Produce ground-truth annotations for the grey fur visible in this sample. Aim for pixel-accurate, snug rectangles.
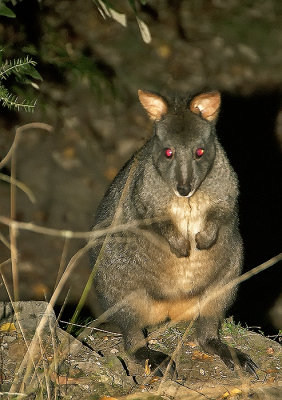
[90,91,257,376]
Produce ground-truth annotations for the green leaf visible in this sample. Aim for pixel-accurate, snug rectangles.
[0,4,16,18]
[136,16,151,44]
[94,0,127,26]
[19,63,42,81]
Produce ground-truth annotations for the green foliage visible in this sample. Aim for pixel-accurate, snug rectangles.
[0,0,152,107]
[221,317,246,337]
[0,1,15,18]
[0,0,19,18]
[0,55,41,81]
[0,53,42,112]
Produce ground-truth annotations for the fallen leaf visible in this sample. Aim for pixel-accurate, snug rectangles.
[186,341,197,348]
[192,350,213,361]
[266,347,274,355]
[266,376,275,384]
[99,397,119,400]
[219,388,242,399]
[0,322,16,332]
[266,368,278,374]
[149,376,160,384]
[50,372,89,385]
[144,358,151,376]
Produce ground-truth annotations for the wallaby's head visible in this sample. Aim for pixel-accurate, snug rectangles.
[138,90,221,197]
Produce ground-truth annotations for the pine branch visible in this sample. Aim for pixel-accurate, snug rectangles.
[0,83,9,99]
[0,87,37,112]
[0,56,37,80]
[0,53,41,112]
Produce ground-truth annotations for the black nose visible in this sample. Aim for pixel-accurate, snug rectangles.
[177,183,191,197]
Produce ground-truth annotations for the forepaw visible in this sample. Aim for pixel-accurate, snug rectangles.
[195,230,217,250]
[169,237,190,258]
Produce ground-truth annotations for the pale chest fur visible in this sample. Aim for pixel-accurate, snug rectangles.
[169,190,213,242]
[164,191,217,295]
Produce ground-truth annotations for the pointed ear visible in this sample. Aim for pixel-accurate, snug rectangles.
[190,91,221,122]
[138,90,168,121]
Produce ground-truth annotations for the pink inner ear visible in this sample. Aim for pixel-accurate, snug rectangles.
[138,90,168,121]
[190,91,221,122]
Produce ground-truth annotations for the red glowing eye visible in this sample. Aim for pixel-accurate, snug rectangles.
[196,148,204,158]
[164,148,174,159]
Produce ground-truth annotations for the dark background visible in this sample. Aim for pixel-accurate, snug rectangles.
[217,92,282,333]
[0,0,281,335]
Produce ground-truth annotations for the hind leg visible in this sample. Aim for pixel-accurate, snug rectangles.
[196,315,257,376]
[115,310,176,377]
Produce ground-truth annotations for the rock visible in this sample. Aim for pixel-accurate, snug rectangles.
[0,301,57,339]
[0,301,134,399]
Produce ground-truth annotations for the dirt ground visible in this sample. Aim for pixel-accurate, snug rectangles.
[0,0,281,332]
[0,302,281,399]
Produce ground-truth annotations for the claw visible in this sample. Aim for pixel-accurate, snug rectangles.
[244,359,259,379]
[236,350,258,378]
[213,342,258,377]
